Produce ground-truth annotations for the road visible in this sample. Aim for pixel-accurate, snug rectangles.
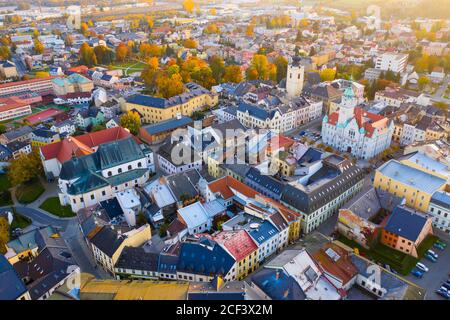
[431,75,450,105]
[12,54,27,77]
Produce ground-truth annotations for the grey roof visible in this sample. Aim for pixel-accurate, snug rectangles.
[0,255,28,300]
[89,226,125,258]
[165,169,202,201]
[1,126,32,141]
[343,186,403,221]
[245,167,285,196]
[141,116,193,135]
[281,160,364,215]
[115,246,159,272]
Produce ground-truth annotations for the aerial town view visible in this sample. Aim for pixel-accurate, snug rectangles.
[0,0,449,307]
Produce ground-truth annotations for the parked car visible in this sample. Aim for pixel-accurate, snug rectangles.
[415,262,429,272]
[436,288,450,299]
[425,252,437,262]
[411,268,424,278]
[436,239,447,248]
[434,242,445,250]
[442,282,450,291]
[299,131,306,136]
[427,249,439,259]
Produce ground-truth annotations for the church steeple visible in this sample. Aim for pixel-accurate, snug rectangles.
[338,86,357,125]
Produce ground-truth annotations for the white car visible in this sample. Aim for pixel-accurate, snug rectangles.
[416,262,429,272]
[427,249,439,259]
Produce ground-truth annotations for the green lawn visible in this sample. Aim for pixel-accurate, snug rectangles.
[337,234,438,276]
[10,212,32,231]
[0,175,11,192]
[16,180,45,204]
[39,197,76,218]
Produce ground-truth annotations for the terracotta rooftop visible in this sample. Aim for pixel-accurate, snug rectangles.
[208,176,258,200]
[212,230,258,262]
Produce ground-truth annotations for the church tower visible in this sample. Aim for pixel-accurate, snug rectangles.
[338,86,357,124]
[286,57,305,98]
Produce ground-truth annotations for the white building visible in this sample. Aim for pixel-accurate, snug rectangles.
[286,57,305,98]
[429,191,450,234]
[374,53,409,73]
[321,86,394,160]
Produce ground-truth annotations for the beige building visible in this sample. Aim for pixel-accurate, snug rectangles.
[124,82,218,124]
[52,73,94,96]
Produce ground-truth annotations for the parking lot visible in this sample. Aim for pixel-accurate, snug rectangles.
[403,230,450,300]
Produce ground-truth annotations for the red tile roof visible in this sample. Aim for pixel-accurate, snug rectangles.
[0,77,54,89]
[25,108,63,125]
[40,126,135,163]
[212,230,258,262]
[208,176,258,200]
[0,96,30,112]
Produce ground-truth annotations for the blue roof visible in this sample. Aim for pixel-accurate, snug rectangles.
[249,220,279,245]
[157,253,178,274]
[141,116,193,135]
[126,94,167,109]
[430,191,450,210]
[0,255,28,300]
[299,148,323,164]
[177,239,235,277]
[237,102,271,121]
[245,167,284,196]
[251,268,305,300]
[384,206,428,241]
[100,198,124,220]
[378,160,446,194]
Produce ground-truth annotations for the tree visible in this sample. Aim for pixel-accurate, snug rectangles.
[0,124,6,134]
[245,24,255,37]
[223,65,243,83]
[182,0,195,13]
[115,43,129,62]
[248,54,270,80]
[181,56,215,89]
[80,22,89,37]
[209,8,217,15]
[0,46,11,60]
[319,68,336,82]
[79,42,97,67]
[418,76,430,90]
[141,57,159,89]
[7,150,44,186]
[156,72,185,98]
[274,56,288,83]
[183,39,198,49]
[34,39,45,54]
[204,23,220,34]
[120,111,141,135]
[35,71,50,78]
[94,45,114,65]
[140,43,163,58]
[137,212,148,227]
[0,216,9,254]
[209,55,225,84]
[65,34,74,47]
[33,29,40,39]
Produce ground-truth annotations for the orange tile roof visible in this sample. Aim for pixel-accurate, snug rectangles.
[313,243,358,286]
[0,76,54,89]
[208,176,258,200]
[0,96,30,112]
[40,126,135,163]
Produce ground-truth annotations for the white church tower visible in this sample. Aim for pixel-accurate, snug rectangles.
[286,57,305,98]
[338,86,357,124]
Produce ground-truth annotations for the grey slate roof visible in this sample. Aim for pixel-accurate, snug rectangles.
[0,255,28,300]
[115,246,159,272]
[384,206,429,241]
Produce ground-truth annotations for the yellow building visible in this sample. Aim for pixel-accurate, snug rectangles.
[124,82,218,124]
[373,159,447,212]
[426,126,447,141]
[79,273,189,300]
[89,224,152,275]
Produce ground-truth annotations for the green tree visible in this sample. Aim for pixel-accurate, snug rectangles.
[274,56,288,83]
[79,42,97,67]
[209,55,225,84]
[0,216,9,254]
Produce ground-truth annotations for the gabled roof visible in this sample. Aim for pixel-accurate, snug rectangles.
[208,175,258,200]
[251,268,306,300]
[211,230,258,262]
[40,126,134,163]
[0,255,28,300]
[89,226,125,258]
[384,206,429,241]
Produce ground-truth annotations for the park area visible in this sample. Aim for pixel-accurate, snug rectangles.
[15,179,45,204]
[109,61,146,76]
[39,197,76,218]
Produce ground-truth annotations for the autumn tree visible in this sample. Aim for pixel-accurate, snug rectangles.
[204,23,220,34]
[79,42,97,67]
[274,56,288,83]
[7,150,44,186]
[140,43,163,58]
[418,76,430,90]
[181,56,215,89]
[94,45,114,65]
[0,216,9,254]
[116,43,129,62]
[183,0,195,13]
[0,46,11,60]
[65,34,74,46]
[80,22,89,37]
[120,111,141,135]
[246,24,255,37]
[209,55,225,84]
[141,57,159,89]
[183,39,198,49]
[223,65,243,83]
[156,72,185,98]
[319,68,336,82]
[247,54,270,80]
[34,39,45,54]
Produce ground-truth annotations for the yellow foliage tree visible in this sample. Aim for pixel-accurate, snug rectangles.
[183,0,195,13]
[120,111,141,135]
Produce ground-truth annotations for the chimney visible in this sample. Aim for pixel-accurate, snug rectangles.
[275,269,281,280]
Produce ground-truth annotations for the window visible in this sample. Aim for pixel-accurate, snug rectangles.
[118,168,122,174]
[128,165,132,170]
[91,194,95,200]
